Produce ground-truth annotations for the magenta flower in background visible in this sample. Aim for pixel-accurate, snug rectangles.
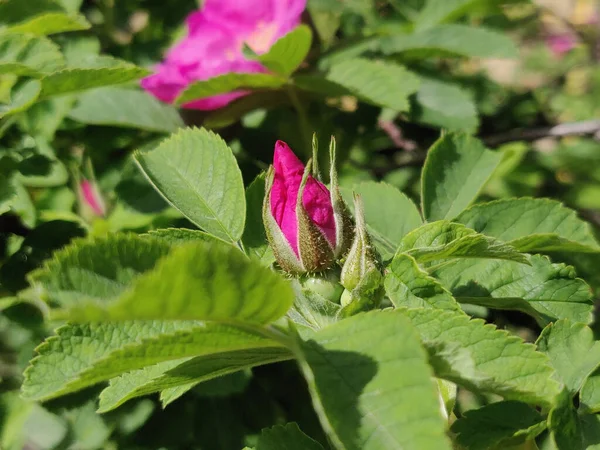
[546,33,577,56]
[78,179,106,218]
[141,0,306,110]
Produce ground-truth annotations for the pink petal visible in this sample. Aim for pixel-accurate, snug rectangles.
[80,180,105,217]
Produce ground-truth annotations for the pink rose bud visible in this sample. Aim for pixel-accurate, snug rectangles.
[263,139,353,274]
[141,0,306,110]
[79,179,106,218]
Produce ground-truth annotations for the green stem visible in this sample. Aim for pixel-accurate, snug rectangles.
[287,86,312,158]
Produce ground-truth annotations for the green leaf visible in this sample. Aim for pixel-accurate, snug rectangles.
[380,25,518,59]
[134,127,246,243]
[0,0,64,23]
[57,240,294,324]
[326,58,420,112]
[432,255,594,326]
[68,87,184,133]
[242,173,274,265]
[287,280,341,330]
[98,346,291,413]
[400,308,561,407]
[411,77,479,132]
[581,371,600,413]
[455,198,600,253]
[29,233,172,307]
[450,401,546,450]
[0,174,17,215]
[384,253,461,311]
[341,181,422,258]
[549,389,584,450]
[295,310,452,450]
[0,79,41,118]
[537,319,600,394]
[421,133,502,221]
[258,25,312,76]
[0,33,64,76]
[414,0,484,30]
[397,221,528,264]
[255,423,324,450]
[21,320,196,401]
[203,91,290,129]
[176,73,286,105]
[5,12,90,35]
[144,228,228,246]
[40,60,149,98]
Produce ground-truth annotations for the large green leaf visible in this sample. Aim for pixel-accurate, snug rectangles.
[22,321,286,402]
[40,59,149,98]
[97,346,291,413]
[450,401,546,450]
[5,12,90,35]
[242,174,274,265]
[0,33,64,76]
[68,87,184,133]
[397,221,528,264]
[411,77,479,132]
[296,310,452,450]
[134,128,246,243]
[258,25,312,76]
[380,25,517,59]
[414,0,484,30]
[29,233,172,307]
[255,423,325,450]
[537,319,600,394]
[384,253,461,311]
[421,133,502,221]
[341,181,422,258]
[176,73,286,105]
[21,320,196,401]
[326,58,420,112]
[432,255,594,326]
[57,240,294,324]
[581,371,600,413]
[400,308,561,407]
[548,389,585,450]
[455,198,600,253]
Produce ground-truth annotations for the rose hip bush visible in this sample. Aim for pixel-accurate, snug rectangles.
[2,0,600,449]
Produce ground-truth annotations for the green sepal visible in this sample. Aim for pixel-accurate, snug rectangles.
[329,136,354,259]
[296,159,336,273]
[262,166,305,273]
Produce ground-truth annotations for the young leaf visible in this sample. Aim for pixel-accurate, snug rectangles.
[6,12,90,35]
[380,25,518,59]
[57,240,294,324]
[134,128,246,243]
[537,319,600,394]
[414,0,484,31]
[176,73,286,105]
[384,253,461,311]
[98,347,292,413]
[0,33,65,76]
[432,255,593,326]
[29,233,172,306]
[455,198,600,253]
[255,423,325,450]
[400,308,561,407]
[326,58,420,112]
[341,181,422,258]
[581,371,600,413]
[421,133,502,221]
[258,25,312,76]
[450,401,546,450]
[548,389,585,450]
[68,87,184,133]
[397,221,528,264]
[295,310,452,450]
[0,79,41,118]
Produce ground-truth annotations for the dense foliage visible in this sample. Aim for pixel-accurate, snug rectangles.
[2,0,600,449]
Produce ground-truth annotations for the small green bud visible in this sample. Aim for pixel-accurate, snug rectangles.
[301,272,344,304]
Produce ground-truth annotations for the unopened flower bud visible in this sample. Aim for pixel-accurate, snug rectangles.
[262,140,353,274]
[78,179,106,219]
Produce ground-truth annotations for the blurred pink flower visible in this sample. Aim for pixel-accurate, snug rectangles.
[141,0,306,110]
[270,140,336,256]
[79,180,106,217]
[546,33,577,56]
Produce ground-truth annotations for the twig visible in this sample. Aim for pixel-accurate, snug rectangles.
[483,119,600,147]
